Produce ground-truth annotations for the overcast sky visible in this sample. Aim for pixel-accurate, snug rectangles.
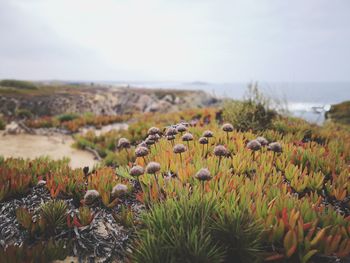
[0,0,349,82]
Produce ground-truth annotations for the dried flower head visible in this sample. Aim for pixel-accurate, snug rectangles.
[176,124,187,133]
[198,137,208,144]
[247,140,262,151]
[117,138,130,149]
[202,130,214,138]
[146,162,161,174]
[130,165,144,177]
[256,136,269,146]
[268,142,283,153]
[111,184,128,197]
[213,145,228,157]
[84,190,100,205]
[138,141,148,148]
[166,127,178,136]
[135,146,149,157]
[145,138,155,146]
[37,180,47,187]
[148,127,160,135]
[222,123,234,132]
[195,168,212,181]
[167,135,176,141]
[173,144,187,154]
[148,134,160,142]
[182,132,194,142]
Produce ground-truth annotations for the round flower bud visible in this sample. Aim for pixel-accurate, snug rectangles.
[148,134,160,142]
[84,190,100,205]
[173,144,187,154]
[195,168,212,181]
[213,145,228,157]
[202,130,214,138]
[145,138,155,146]
[166,127,178,136]
[148,127,160,135]
[176,124,187,133]
[198,137,208,145]
[117,138,130,149]
[111,184,128,197]
[256,136,269,146]
[138,141,148,148]
[222,123,234,132]
[146,162,161,174]
[268,142,283,153]
[130,165,144,177]
[247,140,262,151]
[182,132,194,142]
[135,146,149,157]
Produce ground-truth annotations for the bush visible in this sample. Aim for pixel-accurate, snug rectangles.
[0,117,5,130]
[56,113,79,123]
[130,193,262,263]
[223,84,276,132]
[16,109,33,119]
[0,79,38,90]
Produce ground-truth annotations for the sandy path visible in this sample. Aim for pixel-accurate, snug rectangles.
[0,132,98,169]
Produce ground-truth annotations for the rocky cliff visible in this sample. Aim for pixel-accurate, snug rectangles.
[0,83,220,117]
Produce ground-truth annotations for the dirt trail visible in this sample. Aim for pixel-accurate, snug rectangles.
[0,132,98,169]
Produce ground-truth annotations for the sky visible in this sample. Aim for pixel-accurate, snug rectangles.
[0,0,349,82]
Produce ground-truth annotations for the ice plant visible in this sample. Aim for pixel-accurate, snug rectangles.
[173,143,187,163]
[222,123,234,143]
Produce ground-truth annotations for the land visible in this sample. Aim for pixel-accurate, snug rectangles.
[0,80,220,118]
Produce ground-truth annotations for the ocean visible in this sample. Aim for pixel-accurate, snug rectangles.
[106,81,350,124]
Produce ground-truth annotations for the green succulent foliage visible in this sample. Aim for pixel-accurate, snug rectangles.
[0,239,70,263]
[130,192,262,263]
[40,200,68,234]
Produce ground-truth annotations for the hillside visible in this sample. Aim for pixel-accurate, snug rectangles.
[0,80,219,117]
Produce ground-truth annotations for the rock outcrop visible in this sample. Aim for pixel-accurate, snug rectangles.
[0,85,220,117]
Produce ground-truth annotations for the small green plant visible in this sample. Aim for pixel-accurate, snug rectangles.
[40,200,68,235]
[56,113,79,122]
[0,117,5,130]
[112,205,135,228]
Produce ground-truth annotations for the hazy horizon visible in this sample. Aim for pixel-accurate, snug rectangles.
[1,0,350,82]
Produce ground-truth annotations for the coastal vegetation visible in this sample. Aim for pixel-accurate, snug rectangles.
[0,87,349,262]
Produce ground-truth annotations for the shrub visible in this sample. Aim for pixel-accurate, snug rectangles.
[0,117,5,130]
[0,79,38,90]
[16,109,33,119]
[223,84,276,132]
[56,113,79,123]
